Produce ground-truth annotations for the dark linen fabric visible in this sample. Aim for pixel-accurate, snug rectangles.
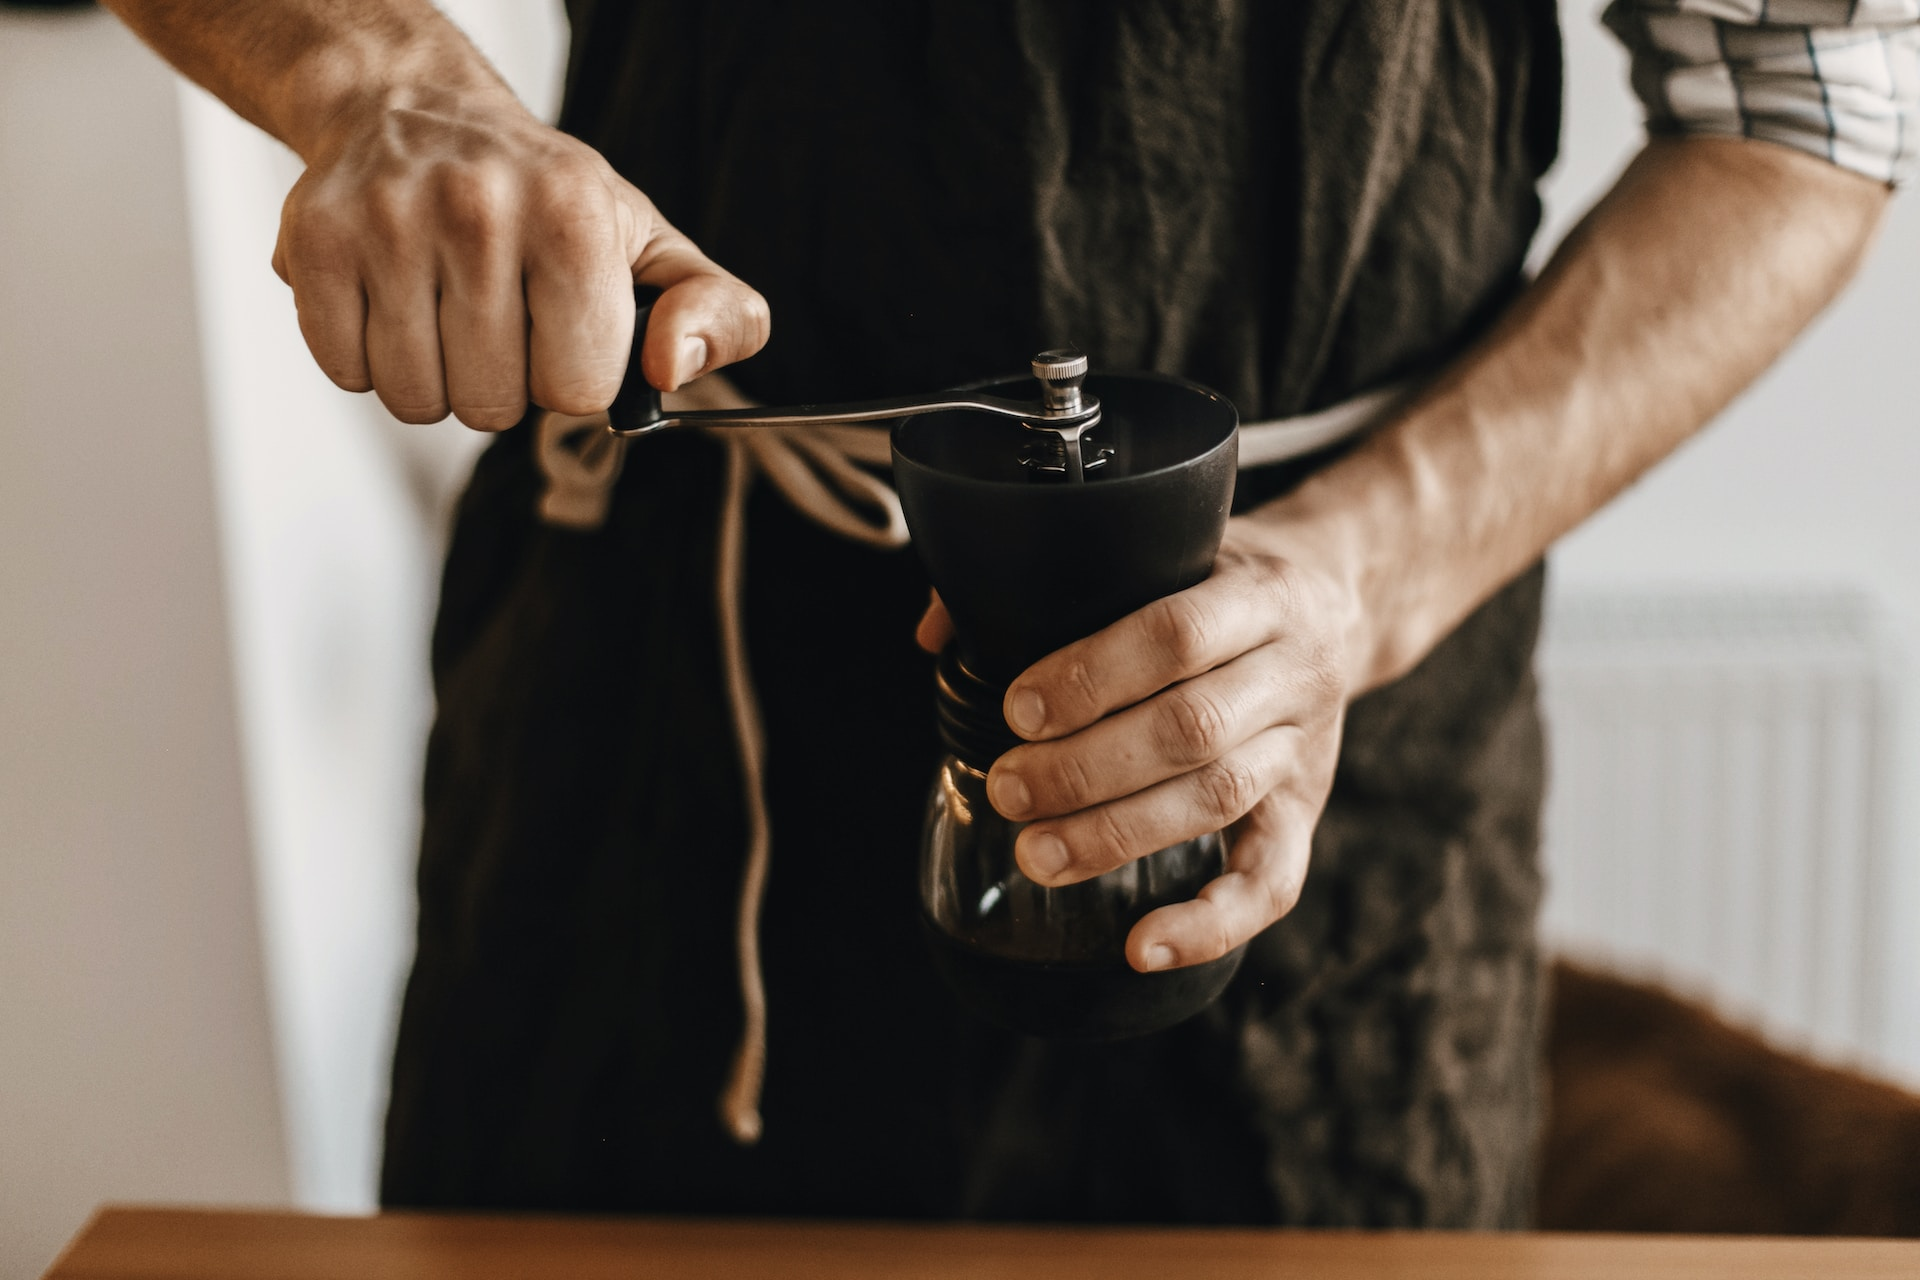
[382,0,1563,1226]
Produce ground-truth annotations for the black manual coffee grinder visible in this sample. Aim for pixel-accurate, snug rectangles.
[610,295,1244,1038]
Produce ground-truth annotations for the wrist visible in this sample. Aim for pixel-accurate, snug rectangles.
[1234,498,1381,696]
[272,21,518,162]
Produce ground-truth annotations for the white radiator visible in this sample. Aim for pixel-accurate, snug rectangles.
[1537,587,1896,1069]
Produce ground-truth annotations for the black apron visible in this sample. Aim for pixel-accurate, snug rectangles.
[382,0,1563,1226]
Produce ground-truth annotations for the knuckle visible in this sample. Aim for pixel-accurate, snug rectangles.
[1257,563,1299,617]
[530,364,620,417]
[1289,633,1348,707]
[1185,896,1238,963]
[1060,657,1102,719]
[1196,756,1262,822]
[380,393,449,425]
[320,361,373,394]
[453,400,527,432]
[1049,751,1098,812]
[1161,685,1232,762]
[284,209,359,274]
[735,287,772,351]
[1263,867,1305,921]
[527,163,613,258]
[432,164,511,246]
[1207,915,1237,960]
[294,312,369,389]
[362,184,415,243]
[528,157,600,212]
[1088,805,1135,867]
[1301,649,1346,707]
[745,286,771,330]
[1151,594,1215,670]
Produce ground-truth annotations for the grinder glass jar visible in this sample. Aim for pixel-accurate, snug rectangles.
[892,366,1245,1039]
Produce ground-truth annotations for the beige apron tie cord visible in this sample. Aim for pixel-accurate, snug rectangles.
[712,434,771,1145]
[661,371,1410,1146]
[678,377,909,1146]
[739,426,909,548]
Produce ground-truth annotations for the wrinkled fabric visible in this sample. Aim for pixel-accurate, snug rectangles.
[383,0,1562,1226]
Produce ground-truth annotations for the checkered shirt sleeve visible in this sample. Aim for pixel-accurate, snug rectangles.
[1603,1,1920,184]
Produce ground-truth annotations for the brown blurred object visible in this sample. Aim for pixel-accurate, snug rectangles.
[1541,959,1920,1235]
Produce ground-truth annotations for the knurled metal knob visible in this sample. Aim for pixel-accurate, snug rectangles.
[1031,347,1088,412]
[1031,348,1088,381]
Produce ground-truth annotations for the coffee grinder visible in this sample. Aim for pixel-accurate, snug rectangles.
[610,295,1244,1037]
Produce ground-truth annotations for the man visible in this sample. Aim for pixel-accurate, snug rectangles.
[106,0,1913,1225]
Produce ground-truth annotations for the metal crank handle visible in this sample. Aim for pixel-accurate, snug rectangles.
[605,285,1099,438]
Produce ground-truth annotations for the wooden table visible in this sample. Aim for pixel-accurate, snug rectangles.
[43,1206,1920,1279]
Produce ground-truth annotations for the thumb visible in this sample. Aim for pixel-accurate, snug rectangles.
[622,198,770,392]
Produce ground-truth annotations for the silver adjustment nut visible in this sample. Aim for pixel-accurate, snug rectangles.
[1031,347,1088,412]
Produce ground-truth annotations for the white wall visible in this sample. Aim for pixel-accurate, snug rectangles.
[1540,7,1920,1082]
[177,97,444,1213]
[0,2,565,1271]
[0,12,290,1279]
[173,0,565,1213]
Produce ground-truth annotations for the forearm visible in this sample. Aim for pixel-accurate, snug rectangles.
[1255,136,1891,693]
[101,0,516,160]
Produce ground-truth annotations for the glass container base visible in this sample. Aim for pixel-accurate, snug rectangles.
[920,912,1245,1040]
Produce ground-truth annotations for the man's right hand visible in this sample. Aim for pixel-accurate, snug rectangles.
[274,85,769,430]
[104,0,768,432]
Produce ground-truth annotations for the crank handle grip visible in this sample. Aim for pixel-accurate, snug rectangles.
[607,283,665,436]
[603,284,1104,439]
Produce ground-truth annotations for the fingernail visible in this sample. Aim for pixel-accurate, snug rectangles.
[989,770,1031,818]
[1023,832,1069,880]
[1141,943,1177,972]
[675,336,709,386]
[1007,688,1046,736]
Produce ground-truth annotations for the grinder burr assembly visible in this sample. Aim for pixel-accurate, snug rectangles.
[608,289,1244,1038]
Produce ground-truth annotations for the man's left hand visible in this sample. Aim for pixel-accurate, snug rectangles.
[919,517,1362,973]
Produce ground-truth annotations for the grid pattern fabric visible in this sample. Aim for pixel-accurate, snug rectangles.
[1605,0,1920,183]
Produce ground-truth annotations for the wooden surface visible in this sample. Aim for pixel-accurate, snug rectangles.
[44,1206,1920,1280]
